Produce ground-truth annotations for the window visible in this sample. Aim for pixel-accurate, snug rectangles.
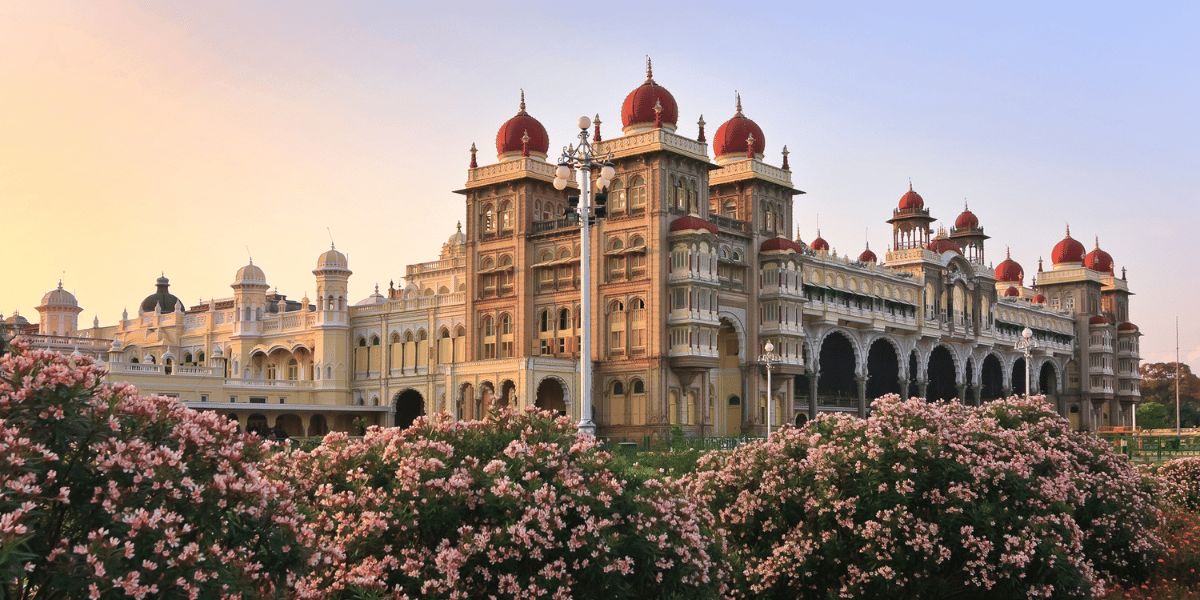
[483,204,496,233]
[250,397,267,404]
[200,394,209,402]
[628,176,647,210]
[723,200,738,219]
[230,396,237,403]
[609,239,625,280]
[559,308,570,331]
[610,301,626,353]
[630,298,646,348]
[371,335,380,346]
[540,310,551,333]
[287,359,298,381]
[610,179,625,211]
[499,201,513,231]
[632,379,645,394]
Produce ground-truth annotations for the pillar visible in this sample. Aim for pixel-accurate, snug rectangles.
[956,383,968,403]
[917,380,929,400]
[808,373,819,419]
[855,376,868,418]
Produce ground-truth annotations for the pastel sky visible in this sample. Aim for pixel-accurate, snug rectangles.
[2,1,1197,368]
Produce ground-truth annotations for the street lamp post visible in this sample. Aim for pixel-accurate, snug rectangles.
[1016,327,1038,401]
[760,340,778,437]
[553,116,615,437]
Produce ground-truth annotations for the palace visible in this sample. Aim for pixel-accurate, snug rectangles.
[5,61,1142,438]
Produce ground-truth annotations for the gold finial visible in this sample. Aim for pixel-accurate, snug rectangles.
[646,55,653,81]
[781,145,789,157]
[697,114,705,127]
[519,89,526,112]
[653,99,662,114]
[909,178,913,191]
[746,132,755,145]
[470,142,477,153]
[1065,224,1071,237]
[456,221,462,232]
[1094,235,1100,248]
[593,113,601,126]
[735,92,743,116]
[521,130,530,144]
[964,199,969,211]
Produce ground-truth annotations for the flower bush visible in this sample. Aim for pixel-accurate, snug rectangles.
[0,341,311,599]
[685,395,1164,599]
[1150,457,1200,511]
[278,409,728,599]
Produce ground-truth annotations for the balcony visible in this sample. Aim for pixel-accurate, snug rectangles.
[224,379,314,390]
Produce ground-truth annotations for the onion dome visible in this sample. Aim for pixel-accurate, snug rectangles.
[1004,286,1020,297]
[3,313,30,326]
[317,243,349,271]
[713,93,766,160]
[1083,237,1113,273]
[1089,315,1111,325]
[809,230,830,252]
[234,260,267,286]
[760,235,803,254]
[994,248,1024,283]
[1051,225,1086,265]
[858,243,877,263]
[41,281,78,307]
[621,57,678,133]
[1032,293,1047,304]
[926,238,961,254]
[495,90,550,160]
[954,202,979,230]
[669,214,718,235]
[140,275,182,313]
[1117,322,1139,332]
[899,183,924,210]
[356,284,386,306]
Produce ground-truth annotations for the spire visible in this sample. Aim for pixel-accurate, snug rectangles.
[645,55,654,83]
[1094,235,1100,249]
[1006,246,1011,260]
[1065,223,1071,237]
[745,132,755,160]
[518,89,526,114]
[781,145,790,171]
[1121,266,1126,281]
[469,142,478,169]
[697,115,706,143]
[1038,257,1044,272]
[964,199,969,211]
[909,179,913,192]
[735,91,743,117]
[457,221,462,232]
[592,114,602,142]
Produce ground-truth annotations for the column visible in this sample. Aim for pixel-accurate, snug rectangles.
[808,373,819,419]
[956,383,968,403]
[855,376,868,418]
[917,380,929,400]
[898,377,910,399]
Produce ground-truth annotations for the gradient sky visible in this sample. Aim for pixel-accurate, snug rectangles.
[2,1,1196,368]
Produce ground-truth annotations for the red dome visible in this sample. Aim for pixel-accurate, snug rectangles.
[1084,237,1113,273]
[1117,322,1139,332]
[1032,293,1047,304]
[713,94,765,158]
[954,205,979,230]
[1051,226,1086,265]
[809,231,829,252]
[1004,286,1020,297]
[621,59,678,129]
[994,249,1024,283]
[495,91,549,158]
[927,238,961,254]
[760,236,803,254]
[1089,315,1111,325]
[899,184,924,209]
[669,214,717,235]
[858,244,877,263]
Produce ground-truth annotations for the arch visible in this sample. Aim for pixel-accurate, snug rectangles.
[247,413,269,437]
[630,378,646,395]
[866,338,901,400]
[794,413,809,427]
[926,345,957,401]
[394,389,425,430]
[980,354,1004,400]
[1012,356,1029,396]
[535,377,567,415]
[1038,361,1058,396]
[307,414,329,437]
[908,350,920,397]
[817,331,857,401]
[275,414,303,438]
[497,380,516,411]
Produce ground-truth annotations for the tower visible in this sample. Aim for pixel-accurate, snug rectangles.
[887,184,936,251]
[35,281,82,336]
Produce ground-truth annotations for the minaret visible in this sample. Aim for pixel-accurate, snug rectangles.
[314,243,352,327]
[35,280,82,336]
[231,259,269,337]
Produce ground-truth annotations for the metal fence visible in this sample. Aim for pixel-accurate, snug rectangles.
[1095,433,1200,461]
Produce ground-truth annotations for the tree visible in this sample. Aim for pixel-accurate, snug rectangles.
[1139,362,1199,406]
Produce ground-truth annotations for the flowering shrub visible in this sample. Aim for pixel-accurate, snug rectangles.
[1103,509,1200,599]
[279,409,728,599]
[0,341,311,598]
[686,395,1163,599]
[1150,457,1200,511]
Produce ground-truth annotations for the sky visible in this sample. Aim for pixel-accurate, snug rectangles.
[1,1,1197,368]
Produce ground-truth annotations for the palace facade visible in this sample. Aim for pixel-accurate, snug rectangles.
[6,61,1142,437]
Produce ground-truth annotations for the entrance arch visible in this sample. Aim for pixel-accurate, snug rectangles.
[308,414,328,437]
[1039,362,1058,396]
[794,412,808,427]
[927,346,957,401]
[817,332,857,405]
[394,389,425,430]
[866,338,901,400]
[980,354,1003,401]
[535,378,567,415]
[1012,357,1028,396]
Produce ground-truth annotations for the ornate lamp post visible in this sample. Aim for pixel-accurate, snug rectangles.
[760,340,778,437]
[553,116,615,437]
[1016,327,1038,401]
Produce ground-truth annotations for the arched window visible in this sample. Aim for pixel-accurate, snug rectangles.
[628,176,647,210]
[482,204,496,233]
[358,337,367,347]
[609,300,626,354]
[723,199,737,219]
[610,179,625,211]
[612,381,625,396]
[539,309,551,333]
[371,335,380,346]
[559,308,570,331]
[499,201,513,231]
[198,351,205,363]
[609,238,625,280]
[481,315,496,359]
[630,298,647,348]
[631,379,645,394]
[184,353,193,364]
[673,176,685,209]
[287,358,299,381]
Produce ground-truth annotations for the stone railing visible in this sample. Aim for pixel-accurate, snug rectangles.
[709,159,793,188]
[224,379,314,390]
[596,129,710,163]
[465,157,564,188]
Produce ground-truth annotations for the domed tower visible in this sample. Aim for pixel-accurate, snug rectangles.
[140,275,182,315]
[948,202,989,264]
[1050,225,1086,269]
[35,281,83,336]
[495,90,550,162]
[887,183,937,252]
[231,260,269,336]
[621,56,678,135]
[1084,237,1114,274]
[313,244,352,326]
